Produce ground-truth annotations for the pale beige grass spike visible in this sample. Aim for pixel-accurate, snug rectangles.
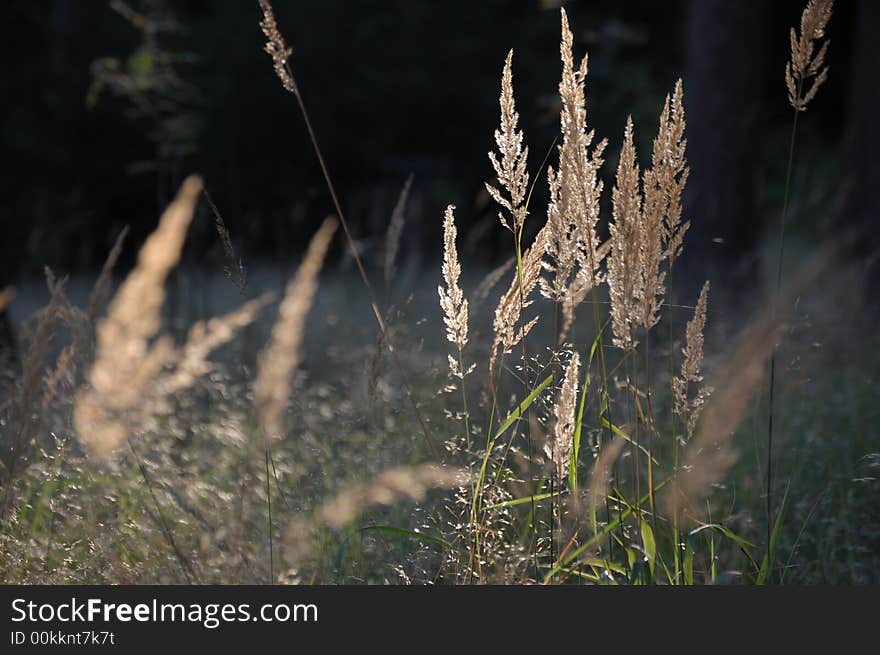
[786,0,834,112]
[255,217,337,445]
[75,176,203,456]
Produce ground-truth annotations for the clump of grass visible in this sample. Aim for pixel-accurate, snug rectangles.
[433,3,842,585]
[74,177,269,457]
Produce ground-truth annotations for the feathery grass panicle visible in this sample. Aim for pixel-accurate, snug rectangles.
[544,8,608,319]
[640,81,688,330]
[317,464,469,530]
[384,174,413,290]
[258,0,296,94]
[786,0,834,112]
[547,352,580,482]
[471,257,514,307]
[656,80,690,268]
[670,251,832,520]
[438,205,471,379]
[285,464,468,562]
[490,226,549,375]
[486,50,530,234]
[672,281,712,439]
[540,164,572,302]
[163,294,273,395]
[74,176,203,456]
[557,8,607,251]
[255,217,337,444]
[42,346,72,410]
[11,271,65,445]
[608,117,643,351]
[204,188,248,295]
[672,315,783,521]
[45,273,91,384]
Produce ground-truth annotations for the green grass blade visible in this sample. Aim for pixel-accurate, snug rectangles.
[757,483,790,585]
[493,373,554,441]
[570,331,600,492]
[683,535,695,585]
[485,491,559,511]
[683,523,759,584]
[598,415,660,466]
[640,518,656,581]
[544,478,671,583]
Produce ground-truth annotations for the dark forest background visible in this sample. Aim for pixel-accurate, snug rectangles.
[1,0,877,291]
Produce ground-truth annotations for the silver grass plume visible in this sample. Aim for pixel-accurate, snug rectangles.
[607,117,643,351]
[258,0,296,94]
[285,464,469,562]
[786,0,833,112]
[486,50,530,234]
[546,351,580,482]
[384,174,413,289]
[672,281,712,439]
[640,80,688,330]
[489,226,549,376]
[438,205,471,379]
[74,177,202,455]
[541,9,608,336]
[657,80,689,269]
[255,217,337,444]
[75,177,270,456]
[667,249,833,521]
[471,257,514,308]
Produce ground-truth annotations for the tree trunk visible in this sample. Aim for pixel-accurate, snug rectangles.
[682,0,771,289]
[840,0,880,288]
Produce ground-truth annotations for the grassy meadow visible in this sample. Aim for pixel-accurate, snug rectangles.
[1,0,877,585]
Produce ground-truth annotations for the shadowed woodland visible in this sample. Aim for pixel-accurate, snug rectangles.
[0,0,877,584]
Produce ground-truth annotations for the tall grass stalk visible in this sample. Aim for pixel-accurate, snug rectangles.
[767,96,800,571]
[769,0,833,575]
[258,0,437,458]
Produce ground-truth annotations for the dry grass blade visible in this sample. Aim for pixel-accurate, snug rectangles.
[255,217,337,444]
[284,464,469,563]
[471,257,514,307]
[164,293,274,395]
[668,251,833,521]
